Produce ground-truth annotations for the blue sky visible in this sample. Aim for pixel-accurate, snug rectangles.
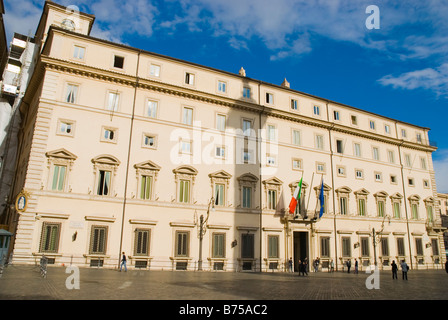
[3,0,448,192]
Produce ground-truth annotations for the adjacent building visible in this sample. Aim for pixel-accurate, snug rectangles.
[1,1,445,272]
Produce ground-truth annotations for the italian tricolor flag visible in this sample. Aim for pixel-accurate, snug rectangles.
[289,178,303,214]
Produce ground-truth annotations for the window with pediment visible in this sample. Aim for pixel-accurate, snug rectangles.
[45,148,77,192]
[314,183,331,216]
[237,173,259,209]
[288,180,308,216]
[209,170,232,207]
[355,188,369,217]
[336,186,352,215]
[408,194,420,220]
[390,193,403,219]
[263,177,283,211]
[134,160,161,200]
[374,191,388,218]
[424,197,435,223]
[173,165,198,204]
[92,155,120,196]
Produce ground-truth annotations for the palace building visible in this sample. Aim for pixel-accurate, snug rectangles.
[0,1,445,272]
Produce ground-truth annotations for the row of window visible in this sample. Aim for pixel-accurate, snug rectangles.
[40,222,441,267]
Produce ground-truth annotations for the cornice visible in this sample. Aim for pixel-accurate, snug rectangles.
[39,56,437,153]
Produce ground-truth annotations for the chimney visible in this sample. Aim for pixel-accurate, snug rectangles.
[281,78,290,88]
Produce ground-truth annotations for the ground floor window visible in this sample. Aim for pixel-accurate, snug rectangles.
[134,229,150,256]
[241,233,254,259]
[90,225,108,254]
[39,222,61,253]
[175,231,190,257]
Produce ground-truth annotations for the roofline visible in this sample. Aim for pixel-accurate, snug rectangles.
[47,25,431,131]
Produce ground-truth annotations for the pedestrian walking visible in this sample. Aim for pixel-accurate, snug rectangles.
[391,260,398,279]
[401,260,408,280]
[330,259,334,273]
[298,260,303,276]
[304,258,308,275]
[346,259,351,273]
[120,252,127,272]
[288,257,293,273]
[354,258,358,274]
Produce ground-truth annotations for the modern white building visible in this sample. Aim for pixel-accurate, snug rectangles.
[1,1,445,272]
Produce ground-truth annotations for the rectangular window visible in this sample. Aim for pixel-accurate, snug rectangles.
[313,105,320,116]
[397,238,405,256]
[65,84,78,103]
[266,93,274,104]
[291,99,298,110]
[243,87,251,99]
[320,237,330,258]
[420,157,427,170]
[388,150,395,163]
[416,133,422,143]
[393,202,401,218]
[185,72,195,85]
[408,178,414,186]
[336,139,343,153]
[149,64,160,77]
[241,233,254,259]
[215,183,225,206]
[405,154,411,167]
[243,119,252,136]
[183,107,193,125]
[107,92,119,111]
[292,130,301,145]
[104,129,115,141]
[60,122,72,135]
[143,135,156,148]
[317,163,325,173]
[268,235,279,258]
[385,125,391,134]
[342,237,351,257]
[358,198,366,216]
[218,81,227,93]
[401,129,407,138]
[377,200,385,217]
[179,180,190,203]
[267,189,277,210]
[134,229,150,256]
[375,172,382,182]
[415,238,424,256]
[212,233,225,258]
[267,125,276,141]
[390,175,397,184]
[340,197,347,215]
[267,155,276,166]
[40,223,60,253]
[355,169,363,179]
[147,100,158,118]
[97,170,111,196]
[215,146,225,158]
[175,231,189,257]
[113,55,124,69]
[51,165,66,191]
[361,237,370,257]
[337,166,345,176]
[292,159,302,170]
[381,238,389,256]
[373,147,379,161]
[73,45,85,59]
[427,205,434,222]
[90,226,108,254]
[351,115,357,125]
[333,110,340,121]
[216,114,226,131]
[431,239,439,256]
[242,186,252,208]
[243,149,252,164]
[140,175,152,200]
[354,143,361,157]
[370,120,375,130]
[315,135,324,150]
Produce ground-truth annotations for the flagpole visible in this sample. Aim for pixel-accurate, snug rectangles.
[306,172,314,215]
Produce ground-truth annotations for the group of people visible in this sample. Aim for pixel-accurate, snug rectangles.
[288,257,336,274]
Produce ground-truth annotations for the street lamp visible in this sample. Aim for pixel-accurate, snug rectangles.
[371,214,390,267]
[198,197,215,271]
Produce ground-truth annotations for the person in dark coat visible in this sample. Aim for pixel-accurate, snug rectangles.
[391,260,398,279]
[346,259,351,273]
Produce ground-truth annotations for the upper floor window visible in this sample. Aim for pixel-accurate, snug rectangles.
[45,148,77,193]
[106,92,119,111]
[218,80,227,93]
[147,100,158,118]
[266,92,274,104]
[149,64,160,77]
[73,45,85,60]
[416,133,422,143]
[336,139,343,154]
[113,55,124,69]
[243,119,252,137]
[401,129,407,138]
[291,99,298,110]
[313,105,320,116]
[267,125,276,141]
[182,107,193,125]
[315,134,324,150]
[351,115,358,125]
[216,114,226,132]
[65,84,78,104]
[243,87,251,99]
[333,110,340,121]
[185,72,195,85]
[370,120,376,130]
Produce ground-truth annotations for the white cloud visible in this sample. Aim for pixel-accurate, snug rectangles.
[3,0,42,42]
[434,149,448,194]
[378,63,448,98]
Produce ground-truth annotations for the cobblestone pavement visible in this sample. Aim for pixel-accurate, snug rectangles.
[1,264,447,302]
